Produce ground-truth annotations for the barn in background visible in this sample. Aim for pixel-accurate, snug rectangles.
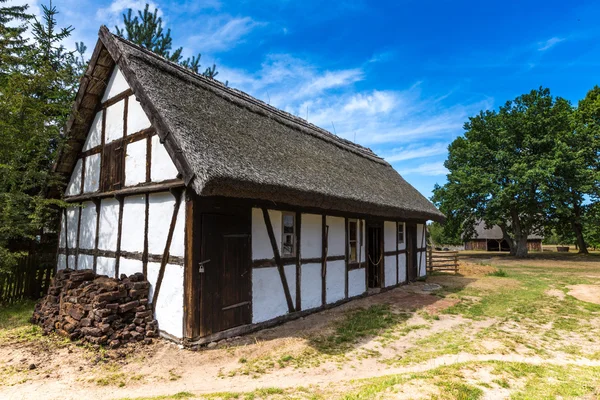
[52,26,445,345]
[464,221,543,252]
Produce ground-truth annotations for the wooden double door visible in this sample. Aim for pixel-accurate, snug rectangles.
[198,212,251,336]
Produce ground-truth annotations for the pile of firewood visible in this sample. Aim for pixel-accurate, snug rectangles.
[32,269,158,348]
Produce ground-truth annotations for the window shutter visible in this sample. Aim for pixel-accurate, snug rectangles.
[100,139,125,192]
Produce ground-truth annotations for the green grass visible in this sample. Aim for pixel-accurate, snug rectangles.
[0,300,42,343]
[309,305,410,355]
[486,268,508,277]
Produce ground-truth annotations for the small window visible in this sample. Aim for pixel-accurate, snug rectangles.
[281,212,295,257]
[398,222,405,244]
[348,219,358,262]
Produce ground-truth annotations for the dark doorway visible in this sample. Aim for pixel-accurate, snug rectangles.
[486,239,510,252]
[200,213,251,336]
[406,223,418,281]
[366,222,383,288]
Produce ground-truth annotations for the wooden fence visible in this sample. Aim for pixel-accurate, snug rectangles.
[427,249,459,275]
[0,253,55,304]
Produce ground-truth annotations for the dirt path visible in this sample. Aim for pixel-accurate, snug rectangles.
[4,352,600,400]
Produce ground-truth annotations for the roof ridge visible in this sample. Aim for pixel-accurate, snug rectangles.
[110,32,387,164]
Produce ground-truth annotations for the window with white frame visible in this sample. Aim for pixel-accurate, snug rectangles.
[398,222,405,244]
[281,212,295,257]
[348,219,358,262]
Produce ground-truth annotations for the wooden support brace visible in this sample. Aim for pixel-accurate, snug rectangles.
[262,208,295,313]
[152,188,183,312]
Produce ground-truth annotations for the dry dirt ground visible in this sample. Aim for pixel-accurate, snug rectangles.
[2,252,600,399]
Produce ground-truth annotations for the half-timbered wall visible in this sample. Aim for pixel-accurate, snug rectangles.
[57,66,185,339]
[252,208,374,324]
[417,223,427,277]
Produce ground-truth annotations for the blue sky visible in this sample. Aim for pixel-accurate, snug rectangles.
[11,0,600,199]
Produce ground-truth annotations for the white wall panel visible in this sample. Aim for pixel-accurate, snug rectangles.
[300,213,321,259]
[105,100,124,143]
[251,208,282,260]
[419,251,427,277]
[284,264,296,310]
[78,254,94,270]
[170,196,185,258]
[83,111,102,151]
[66,207,79,249]
[148,192,175,255]
[384,221,397,252]
[153,263,183,339]
[398,253,407,283]
[360,220,366,262]
[384,255,397,287]
[252,267,287,323]
[150,135,178,182]
[57,254,67,271]
[120,257,143,277]
[127,95,151,135]
[124,139,147,186]
[96,256,116,278]
[98,198,120,251]
[147,261,160,303]
[301,263,321,310]
[68,255,76,270]
[66,159,82,196]
[59,214,66,248]
[102,66,128,102]
[348,268,366,297]
[120,195,146,253]
[78,201,97,249]
[417,224,426,248]
[326,260,345,304]
[252,208,271,260]
[326,216,345,256]
[83,153,101,193]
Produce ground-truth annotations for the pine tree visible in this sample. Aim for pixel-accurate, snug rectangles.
[0,1,85,271]
[115,4,219,79]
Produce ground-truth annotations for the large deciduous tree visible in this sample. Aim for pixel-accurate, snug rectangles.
[115,3,219,79]
[0,0,85,271]
[433,88,571,257]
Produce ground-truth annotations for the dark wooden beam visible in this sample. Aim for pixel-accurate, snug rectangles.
[64,179,184,202]
[183,192,197,339]
[58,247,184,266]
[321,215,327,306]
[262,208,295,313]
[295,212,301,311]
[152,188,183,312]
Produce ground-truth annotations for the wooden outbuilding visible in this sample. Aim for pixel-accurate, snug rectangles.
[464,221,543,252]
[53,27,445,345]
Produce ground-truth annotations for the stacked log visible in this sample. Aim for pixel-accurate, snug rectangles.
[32,269,158,348]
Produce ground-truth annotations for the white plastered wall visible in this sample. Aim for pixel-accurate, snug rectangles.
[78,202,96,250]
[120,195,145,253]
[66,159,82,196]
[83,111,102,151]
[301,263,321,310]
[398,253,407,283]
[325,260,345,304]
[384,221,397,287]
[98,198,120,251]
[66,207,79,250]
[252,265,296,323]
[147,261,183,339]
[326,216,345,256]
[150,135,179,182]
[300,213,321,258]
[125,139,146,186]
[251,208,282,260]
[348,269,365,297]
[127,95,151,135]
[97,256,116,278]
[83,153,101,193]
[102,66,128,102]
[417,224,427,277]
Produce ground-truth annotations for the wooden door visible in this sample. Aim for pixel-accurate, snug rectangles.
[406,223,418,281]
[200,213,251,335]
[366,222,383,288]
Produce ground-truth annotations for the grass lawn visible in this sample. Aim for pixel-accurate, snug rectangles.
[2,252,600,399]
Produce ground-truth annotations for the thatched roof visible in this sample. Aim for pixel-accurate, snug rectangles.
[471,221,543,240]
[55,26,444,222]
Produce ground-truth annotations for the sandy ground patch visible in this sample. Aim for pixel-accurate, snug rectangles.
[567,285,600,305]
[546,288,566,300]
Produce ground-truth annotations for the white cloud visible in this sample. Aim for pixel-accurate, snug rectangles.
[383,142,449,163]
[538,37,565,52]
[398,162,449,176]
[187,16,263,53]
